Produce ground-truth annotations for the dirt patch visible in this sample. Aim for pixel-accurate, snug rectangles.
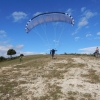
[0,55,100,100]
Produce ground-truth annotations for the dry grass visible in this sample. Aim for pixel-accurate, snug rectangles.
[0,54,100,100]
[81,68,100,83]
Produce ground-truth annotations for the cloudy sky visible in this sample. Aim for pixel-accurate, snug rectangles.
[0,0,100,57]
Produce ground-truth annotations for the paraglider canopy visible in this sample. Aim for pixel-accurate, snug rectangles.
[25,12,74,33]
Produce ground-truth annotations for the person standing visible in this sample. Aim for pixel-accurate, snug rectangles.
[50,49,57,59]
[95,47,99,53]
[19,56,22,62]
[94,47,99,58]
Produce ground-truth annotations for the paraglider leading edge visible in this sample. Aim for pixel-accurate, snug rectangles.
[25,12,75,33]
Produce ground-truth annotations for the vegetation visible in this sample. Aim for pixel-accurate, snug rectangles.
[0,56,6,62]
[20,54,24,56]
[0,54,99,100]
[81,68,100,83]
[7,49,16,58]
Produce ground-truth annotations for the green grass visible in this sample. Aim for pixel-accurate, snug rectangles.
[0,54,50,67]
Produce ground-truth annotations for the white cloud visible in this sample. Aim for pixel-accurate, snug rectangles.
[85,26,89,28]
[0,30,7,37]
[97,32,100,35]
[94,37,100,39]
[20,52,36,55]
[34,12,42,16]
[86,34,92,37]
[85,11,95,18]
[0,44,24,57]
[75,37,80,41]
[0,44,13,57]
[81,7,86,12]
[78,11,96,27]
[94,23,98,26]
[12,12,27,22]
[53,40,59,43]
[66,8,73,15]
[72,27,80,35]
[20,51,46,56]
[72,10,97,35]
[0,45,9,52]
[0,43,46,57]
[15,45,24,50]
[79,46,100,54]
[78,18,88,27]
[0,30,6,34]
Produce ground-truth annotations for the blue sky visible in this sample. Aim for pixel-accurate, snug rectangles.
[0,0,100,57]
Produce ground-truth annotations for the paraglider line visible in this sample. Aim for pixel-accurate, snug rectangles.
[33,28,50,48]
[41,23,50,49]
[57,23,67,48]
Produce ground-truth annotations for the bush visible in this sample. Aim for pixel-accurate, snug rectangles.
[0,56,6,62]
[20,54,24,56]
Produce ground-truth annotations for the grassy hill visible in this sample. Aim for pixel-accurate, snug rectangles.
[0,54,100,100]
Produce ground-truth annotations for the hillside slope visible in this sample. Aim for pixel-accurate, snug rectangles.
[0,55,100,100]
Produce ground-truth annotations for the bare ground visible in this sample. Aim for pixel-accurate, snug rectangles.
[0,55,100,100]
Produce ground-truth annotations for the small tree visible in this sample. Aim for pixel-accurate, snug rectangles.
[7,49,16,58]
[20,54,24,57]
[64,52,67,55]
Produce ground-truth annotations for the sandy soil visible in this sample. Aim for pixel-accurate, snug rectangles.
[0,55,100,100]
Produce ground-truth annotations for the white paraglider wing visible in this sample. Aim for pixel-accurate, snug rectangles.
[25,12,74,33]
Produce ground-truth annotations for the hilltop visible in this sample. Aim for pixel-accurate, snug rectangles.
[0,55,100,100]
